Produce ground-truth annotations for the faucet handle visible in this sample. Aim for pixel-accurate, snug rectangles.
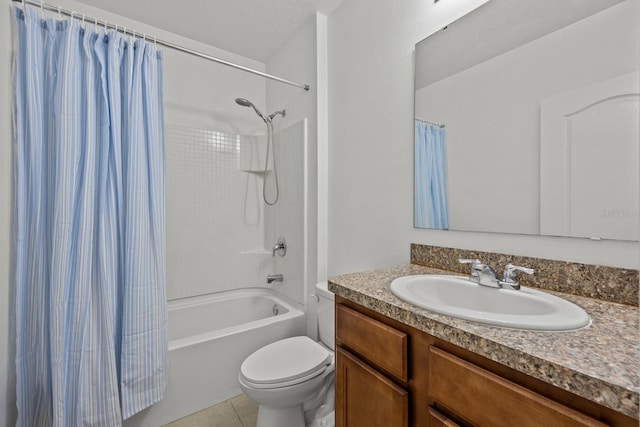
[502,263,534,284]
[458,258,483,278]
[272,237,287,257]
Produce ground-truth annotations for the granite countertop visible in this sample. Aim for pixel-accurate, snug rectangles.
[328,264,639,419]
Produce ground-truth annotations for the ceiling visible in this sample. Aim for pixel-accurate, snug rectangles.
[74,0,344,62]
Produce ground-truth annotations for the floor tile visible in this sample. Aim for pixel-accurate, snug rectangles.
[229,394,258,427]
[164,400,243,427]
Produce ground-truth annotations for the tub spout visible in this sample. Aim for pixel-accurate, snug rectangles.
[267,274,283,284]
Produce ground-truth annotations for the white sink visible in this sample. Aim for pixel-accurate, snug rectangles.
[390,275,591,331]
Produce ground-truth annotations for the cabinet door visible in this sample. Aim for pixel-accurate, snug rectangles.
[336,347,409,427]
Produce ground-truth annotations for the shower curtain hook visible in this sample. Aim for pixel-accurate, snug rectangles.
[123,26,127,36]
[40,1,44,18]
[154,35,157,46]
[57,6,61,18]
[81,14,85,26]
[104,20,107,32]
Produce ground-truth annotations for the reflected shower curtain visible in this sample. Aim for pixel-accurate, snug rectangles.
[13,6,167,426]
[415,120,449,229]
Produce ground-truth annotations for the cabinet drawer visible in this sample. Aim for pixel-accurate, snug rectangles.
[336,304,408,382]
[429,347,608,427]
[428,407,461,427]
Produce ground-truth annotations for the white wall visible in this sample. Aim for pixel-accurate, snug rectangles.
[327,0,638,277]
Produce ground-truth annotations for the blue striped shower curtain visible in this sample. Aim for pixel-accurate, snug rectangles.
[415,120,449,229]
[13,5,167,426]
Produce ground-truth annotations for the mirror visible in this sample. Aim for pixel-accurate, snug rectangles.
[414,0,639,241]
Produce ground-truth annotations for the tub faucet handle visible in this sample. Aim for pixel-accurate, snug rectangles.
[272,237,286,257]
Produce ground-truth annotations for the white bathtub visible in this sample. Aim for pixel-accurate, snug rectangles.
[124,288,306,427]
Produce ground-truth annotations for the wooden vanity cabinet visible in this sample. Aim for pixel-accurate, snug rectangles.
[335,296,637,427]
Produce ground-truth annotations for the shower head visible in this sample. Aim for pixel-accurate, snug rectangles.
[235,98,267,122]
[235,98,253,107]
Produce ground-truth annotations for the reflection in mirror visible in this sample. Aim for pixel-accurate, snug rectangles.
[414,119,448,229]
[414,0,639,241]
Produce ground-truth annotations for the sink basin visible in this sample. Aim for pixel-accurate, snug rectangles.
[390,275,591,331]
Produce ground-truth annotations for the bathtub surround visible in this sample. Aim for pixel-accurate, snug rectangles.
[411,244,639,306]
[265,120,308,305]
[165,115,308,306]
[165,123,271,299]
[13,5,167,425]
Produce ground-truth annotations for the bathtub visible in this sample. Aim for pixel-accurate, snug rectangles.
[124,288,306,427]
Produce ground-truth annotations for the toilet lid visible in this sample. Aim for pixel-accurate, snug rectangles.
[240,336,331,386]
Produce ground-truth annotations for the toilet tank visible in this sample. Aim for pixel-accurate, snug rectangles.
[315,281,335,350]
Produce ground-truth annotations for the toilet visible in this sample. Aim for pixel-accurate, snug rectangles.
[239,282,335,427]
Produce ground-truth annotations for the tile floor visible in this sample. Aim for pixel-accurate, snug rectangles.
[163,394,258,427]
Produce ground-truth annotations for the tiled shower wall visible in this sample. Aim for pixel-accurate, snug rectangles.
[166,120,307,304]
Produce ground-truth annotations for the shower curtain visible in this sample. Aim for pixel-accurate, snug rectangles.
[13,6,167,426]
[415,120,449,229]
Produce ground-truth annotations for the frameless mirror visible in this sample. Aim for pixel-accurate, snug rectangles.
[414,0,639,241]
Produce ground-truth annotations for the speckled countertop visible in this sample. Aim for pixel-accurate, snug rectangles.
[328,264,639,419]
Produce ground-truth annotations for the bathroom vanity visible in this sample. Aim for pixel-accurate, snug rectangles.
[330,259,639,427]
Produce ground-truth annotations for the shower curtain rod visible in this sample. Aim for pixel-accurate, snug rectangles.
[13,0,311,91]
[415,117,445,128]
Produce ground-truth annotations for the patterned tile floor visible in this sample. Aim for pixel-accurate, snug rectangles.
[163,394,257,427]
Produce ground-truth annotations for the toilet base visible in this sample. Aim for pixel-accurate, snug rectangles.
[257,404,304,427]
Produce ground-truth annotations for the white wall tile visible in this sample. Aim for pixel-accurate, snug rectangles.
[166,123,271,300]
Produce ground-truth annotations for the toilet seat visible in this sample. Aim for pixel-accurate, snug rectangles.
[240,336,332,389]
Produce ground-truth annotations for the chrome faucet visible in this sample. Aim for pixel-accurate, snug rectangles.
[500,263,534,290]
[272,237,286,257]
[267,274,283,284]
[459,259,500,288]
[458,259,534,290]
